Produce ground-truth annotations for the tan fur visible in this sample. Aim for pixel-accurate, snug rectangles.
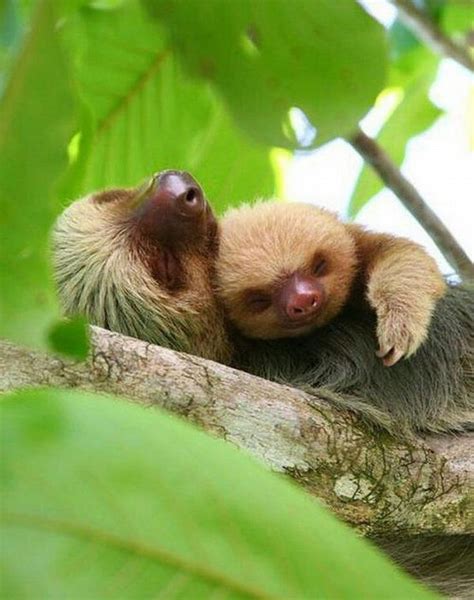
[217,201,446,363]
[348,224,447,364]
[217,201,358,339]
[53,191,231,363]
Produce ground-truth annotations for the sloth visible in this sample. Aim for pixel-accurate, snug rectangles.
[217,201,447,366]
[54,177,473,433]
[216,200,474,433]
[53,170,231,364]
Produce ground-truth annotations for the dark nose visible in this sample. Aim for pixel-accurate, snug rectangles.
[286,291,321,320]
[279,275,324,322]
[153,170,204,217]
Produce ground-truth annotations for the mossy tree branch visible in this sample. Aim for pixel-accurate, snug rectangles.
[1,325,472,536]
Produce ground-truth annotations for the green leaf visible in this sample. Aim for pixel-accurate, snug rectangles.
[0,0,83,353]
[65,0,273,212]
[48,316,89,360]
[349,54,442,217]
[1,389,436,599]
[149,0,388,148]
[442,1,474,35]
[0,0,20,48]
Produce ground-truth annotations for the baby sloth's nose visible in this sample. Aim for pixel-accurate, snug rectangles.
[286,289,321,320]
[277,274,325,323]
[154,170,204,217]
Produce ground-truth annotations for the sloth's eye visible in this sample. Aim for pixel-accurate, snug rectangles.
[313,258,327,276]
[246,291,272,313]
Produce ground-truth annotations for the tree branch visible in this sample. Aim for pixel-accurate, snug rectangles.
[390,0,474,72]
[1,326,472,536]
[349,128,474,280]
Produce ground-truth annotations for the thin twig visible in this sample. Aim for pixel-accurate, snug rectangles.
[390,0,474,72]
[349,129,474,280]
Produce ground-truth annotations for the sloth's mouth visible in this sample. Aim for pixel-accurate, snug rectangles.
[279,318,319,337]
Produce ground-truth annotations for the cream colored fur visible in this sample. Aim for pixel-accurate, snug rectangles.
[217,201,358,339]
[348,224,446,364]
[218,200,446,363]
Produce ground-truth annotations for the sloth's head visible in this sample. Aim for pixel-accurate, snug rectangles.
[216,201,358,339]
[53,170,230,361]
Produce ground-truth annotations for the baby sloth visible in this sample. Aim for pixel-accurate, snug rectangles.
[217,201,446,366]
[53,170,231,363]
[217,200,474,433]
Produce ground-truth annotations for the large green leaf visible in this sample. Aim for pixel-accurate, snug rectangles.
[349,52,441,217]
[0,389,435,599]
[0,0,87,355]
[149,0,388,148]
[66,0,273,212]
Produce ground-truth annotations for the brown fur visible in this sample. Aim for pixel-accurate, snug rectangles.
[349,223,447,364]
[218,201,446,365]
[53,180,231,364]
[218,202,359,339]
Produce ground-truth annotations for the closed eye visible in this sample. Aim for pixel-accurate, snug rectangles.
[313,257,327,276]
[246,291,272,313]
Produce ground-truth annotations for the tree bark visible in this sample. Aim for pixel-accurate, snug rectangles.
[1,326,472,536]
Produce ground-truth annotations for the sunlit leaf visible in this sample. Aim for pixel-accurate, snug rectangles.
[0,0,86,354]
[149,0,388,148]
[349,53,441,217]
[442,0,473,37]
[65,0,273,213]
[1,389,436,599]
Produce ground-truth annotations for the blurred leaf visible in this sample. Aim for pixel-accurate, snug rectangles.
[389,1,446,62]
[0,0,19,48]
[413,0,446,22]
[0,0,24,94]
[1,388,436,599]
[65,0,273,213]
[88,0,128,9]
[149,0,387,148]
[0,0,86,354]
[48,316,89,359]
[389,20,421,60]
[349,54,441,217]
[442,0,474,35]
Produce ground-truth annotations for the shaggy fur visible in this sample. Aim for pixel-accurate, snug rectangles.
[349,223,447,364]
[217,200,472,433]
[374,534,474,598]
[54,193,473,432]
[218,201,446,366]
[218,202,359,339]
[53,187,231,363]
[236,284,474,433]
